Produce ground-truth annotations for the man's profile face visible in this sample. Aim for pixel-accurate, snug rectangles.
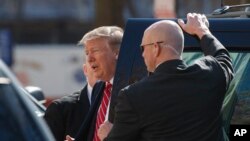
[141,34,155,72]
[85,38,118,82]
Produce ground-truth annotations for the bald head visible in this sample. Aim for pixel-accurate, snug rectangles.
[143,20,184,57]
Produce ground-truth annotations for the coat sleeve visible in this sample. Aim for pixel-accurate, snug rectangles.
[104,88,140,141]
[200,34,234,89]
[44,102,65,141]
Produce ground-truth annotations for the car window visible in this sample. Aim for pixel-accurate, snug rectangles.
[183,51,250,133]
[0,83,26,141]
[0,81,55,141]
[0,103,25,141]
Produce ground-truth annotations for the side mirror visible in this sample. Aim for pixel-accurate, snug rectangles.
[25,86,46,105]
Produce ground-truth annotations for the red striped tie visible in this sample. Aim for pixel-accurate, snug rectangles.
[93,82,112,141]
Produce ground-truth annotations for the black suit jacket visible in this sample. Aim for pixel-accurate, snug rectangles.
[74,81,106,141]
[105,34,234,141]
[44,81,105,141]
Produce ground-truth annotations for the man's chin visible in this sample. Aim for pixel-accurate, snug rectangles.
[94,74,103,80]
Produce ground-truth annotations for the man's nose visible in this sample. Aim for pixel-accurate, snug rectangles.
[87,54,95,62]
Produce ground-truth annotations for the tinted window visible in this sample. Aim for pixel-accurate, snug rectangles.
[0,84,26,141]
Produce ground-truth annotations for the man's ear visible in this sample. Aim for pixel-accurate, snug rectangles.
[154,44,161,57]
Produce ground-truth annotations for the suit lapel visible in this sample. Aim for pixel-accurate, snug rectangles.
[78,85,90,108]
[74,81,105,141]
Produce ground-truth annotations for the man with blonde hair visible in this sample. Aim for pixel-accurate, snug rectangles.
[65,26,123,141]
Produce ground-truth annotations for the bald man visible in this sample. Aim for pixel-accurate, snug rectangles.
[101,13,234,141]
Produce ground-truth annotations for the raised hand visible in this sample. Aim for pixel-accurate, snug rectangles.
[178,13,211,39]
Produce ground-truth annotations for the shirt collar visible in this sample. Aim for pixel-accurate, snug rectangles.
[87,83,93,104]
[109,77,114,85]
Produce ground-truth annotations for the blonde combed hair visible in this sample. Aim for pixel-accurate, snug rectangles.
[78,26,123,52]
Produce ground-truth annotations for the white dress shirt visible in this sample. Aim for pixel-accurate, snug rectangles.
[105,77,113,121]
[87,83,93,104]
